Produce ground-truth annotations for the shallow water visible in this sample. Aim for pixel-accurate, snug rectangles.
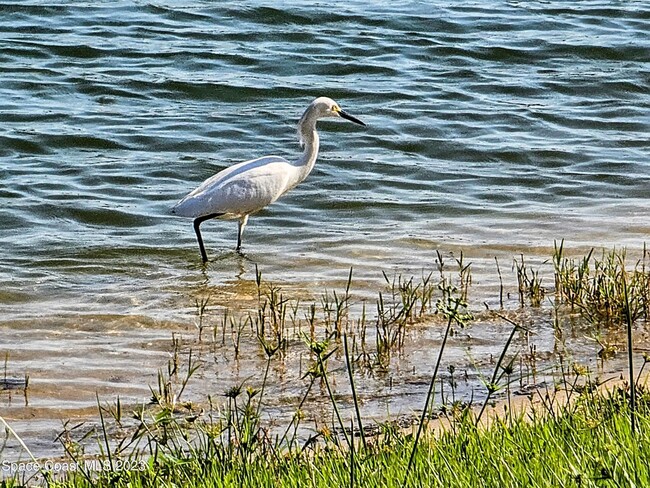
[1,0,649,463]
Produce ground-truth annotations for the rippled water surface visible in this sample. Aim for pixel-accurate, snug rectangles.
[1,1,649,461]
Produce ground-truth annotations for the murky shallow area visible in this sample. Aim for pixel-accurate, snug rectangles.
[3,250,649,465]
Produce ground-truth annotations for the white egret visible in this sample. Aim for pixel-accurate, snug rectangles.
[172,97,366,263]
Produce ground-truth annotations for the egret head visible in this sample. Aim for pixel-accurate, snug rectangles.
[308,97,366,126]
[297,97,365,147]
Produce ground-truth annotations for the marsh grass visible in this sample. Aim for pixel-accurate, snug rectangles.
[0,352,29,406]
[514,254,545,307]
[553,240,650,326]
[4,380,649,488]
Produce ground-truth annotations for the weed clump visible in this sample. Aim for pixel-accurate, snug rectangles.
[553,240,650,326]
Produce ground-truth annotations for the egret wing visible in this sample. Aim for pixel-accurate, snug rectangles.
[172,156,295,218]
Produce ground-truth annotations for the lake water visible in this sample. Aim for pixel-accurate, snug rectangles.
[1,1,649,463]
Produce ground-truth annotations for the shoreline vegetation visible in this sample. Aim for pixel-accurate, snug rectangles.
[2,241,650,487]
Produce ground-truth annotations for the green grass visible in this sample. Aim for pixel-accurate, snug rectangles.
[4,385,648,488]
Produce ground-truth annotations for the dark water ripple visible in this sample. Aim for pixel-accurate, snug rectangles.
[0,1,648,319]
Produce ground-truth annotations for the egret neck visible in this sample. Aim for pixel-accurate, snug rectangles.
[294,107,321,185]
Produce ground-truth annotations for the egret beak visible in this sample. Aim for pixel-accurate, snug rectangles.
[338,109,366,126]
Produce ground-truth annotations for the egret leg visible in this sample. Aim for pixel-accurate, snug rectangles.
[193,213,220,263]
[236,215,249,252]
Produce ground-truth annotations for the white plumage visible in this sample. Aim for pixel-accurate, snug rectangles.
[172,97,365,263]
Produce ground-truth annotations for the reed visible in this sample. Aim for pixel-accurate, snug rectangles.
[343,333,366,450]
[194,294,211,342]
[403,282,472,486]
[553,243,650,326]
[475,314,525,425]
[514,253,545,307]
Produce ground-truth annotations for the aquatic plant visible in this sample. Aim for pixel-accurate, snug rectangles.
[514,253,546,307]
[553,241,650,326]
